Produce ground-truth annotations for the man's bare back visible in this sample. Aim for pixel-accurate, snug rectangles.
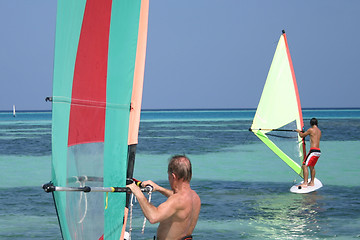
[304,125,321,148]
[157,188,201,240]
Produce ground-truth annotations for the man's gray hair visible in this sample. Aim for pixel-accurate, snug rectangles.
[168,155,192,182]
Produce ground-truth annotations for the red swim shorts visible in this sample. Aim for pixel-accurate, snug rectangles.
[303,148,321,167]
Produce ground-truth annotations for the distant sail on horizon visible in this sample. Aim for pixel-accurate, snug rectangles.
[44,1,149,239]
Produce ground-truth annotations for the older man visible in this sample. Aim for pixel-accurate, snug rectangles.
[127,155,201,240]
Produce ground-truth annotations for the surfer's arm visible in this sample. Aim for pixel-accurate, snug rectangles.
[142,180,173,198]
[127,183,177,224]
[296,129,310,138]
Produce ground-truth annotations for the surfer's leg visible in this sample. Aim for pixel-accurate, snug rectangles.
[300,164,309,187]
[309,166,315,186]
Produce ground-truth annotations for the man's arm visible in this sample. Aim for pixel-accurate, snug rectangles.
[296,128,311,138]
[127,183,178,224]
[141,180,173,198]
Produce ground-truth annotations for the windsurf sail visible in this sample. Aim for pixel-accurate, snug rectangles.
[12,105,15,117]
[44,1,149,239]
[250,30,306,177]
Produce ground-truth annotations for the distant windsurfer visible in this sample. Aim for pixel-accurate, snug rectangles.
[296,118,322,188]
[127,155,201,240]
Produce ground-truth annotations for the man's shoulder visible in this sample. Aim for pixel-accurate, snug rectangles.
[191,189,200,199]
[171,189,197,204]
[311,126,321,133]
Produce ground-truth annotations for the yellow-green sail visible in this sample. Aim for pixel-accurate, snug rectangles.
[250,31,306,177]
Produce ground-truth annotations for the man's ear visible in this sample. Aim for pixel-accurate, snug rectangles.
[171,172,177,180]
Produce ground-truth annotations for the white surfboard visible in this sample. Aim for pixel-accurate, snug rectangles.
[290,178,323,194]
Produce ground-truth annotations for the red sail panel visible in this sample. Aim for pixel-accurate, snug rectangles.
[68,0,112,146]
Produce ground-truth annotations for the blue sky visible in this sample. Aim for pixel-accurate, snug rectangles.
[1,0,359,110]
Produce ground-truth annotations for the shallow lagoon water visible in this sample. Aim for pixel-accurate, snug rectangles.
[0,109,359,239]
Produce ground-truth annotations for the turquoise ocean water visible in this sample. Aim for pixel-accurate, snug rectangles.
[0,109,359,239]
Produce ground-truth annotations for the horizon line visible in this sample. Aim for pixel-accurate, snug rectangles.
[1,107,360,112]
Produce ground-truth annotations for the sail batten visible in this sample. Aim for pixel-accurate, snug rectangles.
[251,31,305,178]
